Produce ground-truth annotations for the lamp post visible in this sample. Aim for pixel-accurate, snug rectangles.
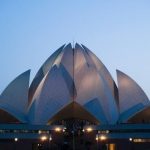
[96,134,99,150]
[48,134,52,150]
[13,138,18,150]
[96,133,108,150]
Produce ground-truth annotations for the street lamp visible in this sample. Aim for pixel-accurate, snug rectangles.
[14,138,18,142]
[41,135,48,141]
[96,134,107,150]
[86,127,93,133]
[96,134,99,141]
[99,135,107,141]
[49,135,52,141]
[55,127,61,132]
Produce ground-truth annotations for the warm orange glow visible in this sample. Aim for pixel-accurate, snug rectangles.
[100,135,107,141]
[109,144,116,150]
[86,127,93,132]
[55,127,61,132]
[41,136,48,141]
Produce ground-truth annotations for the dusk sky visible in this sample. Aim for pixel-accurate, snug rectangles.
[0,1,150,97]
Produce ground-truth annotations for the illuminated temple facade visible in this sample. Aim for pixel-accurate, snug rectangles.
[0,43,150,125]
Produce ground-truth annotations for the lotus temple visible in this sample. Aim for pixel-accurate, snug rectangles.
[0,43,150,150]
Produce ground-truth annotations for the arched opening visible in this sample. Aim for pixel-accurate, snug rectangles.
[47,101,100,130]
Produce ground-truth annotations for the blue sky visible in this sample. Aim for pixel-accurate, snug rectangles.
[0,0,150,97]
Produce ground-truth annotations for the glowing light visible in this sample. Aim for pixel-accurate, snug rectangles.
[41,136,48,141]
[38,130,42,134]
[49,136,52,141]
[63,128,66,132]
[82,129,85,132]
[86,127,93,132]
[134,139,143,143]
[96,134,99,141]
[100,135,107,141]
[14,138,18,142]
[55,127,61,132]
[129,138,133,141]
[106,130,110,134]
